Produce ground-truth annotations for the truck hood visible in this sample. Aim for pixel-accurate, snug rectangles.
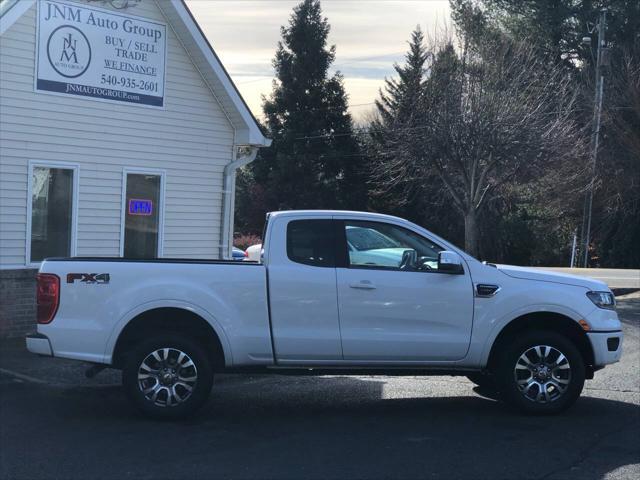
[496,264,609,291]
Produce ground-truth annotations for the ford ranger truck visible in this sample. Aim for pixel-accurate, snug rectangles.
[26,210,623,418]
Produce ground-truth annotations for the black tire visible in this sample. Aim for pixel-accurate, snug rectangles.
[495,330,585,414]
[466,373,497,390]
[122,333,214,419]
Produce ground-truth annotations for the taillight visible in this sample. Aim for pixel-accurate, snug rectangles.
[36,273,60,324]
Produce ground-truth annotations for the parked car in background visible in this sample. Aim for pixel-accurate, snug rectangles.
[232,247,248,261]
[245,243,262,262]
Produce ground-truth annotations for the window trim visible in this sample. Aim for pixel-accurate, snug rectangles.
[119,167,166,258]
[26,160,80,266]
[338,219,446,274]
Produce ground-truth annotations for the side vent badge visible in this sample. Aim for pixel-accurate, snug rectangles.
[476,284,500,297]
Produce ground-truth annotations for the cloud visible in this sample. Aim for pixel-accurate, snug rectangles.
[186,0,450,120]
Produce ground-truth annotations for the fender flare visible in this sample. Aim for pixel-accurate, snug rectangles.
[103,299,234,367]
[478,303,585,366]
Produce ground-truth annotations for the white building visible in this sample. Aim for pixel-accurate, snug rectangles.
[0,0,270,336]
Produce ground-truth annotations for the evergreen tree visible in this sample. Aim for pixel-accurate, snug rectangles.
[368,27,429,215]
[368,28,465,243]
[375,27,429,125]
[367,29,451,238]
[450,0,639,71]
[244,0,365,230]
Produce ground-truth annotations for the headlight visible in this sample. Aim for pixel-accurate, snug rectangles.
[586,291,616,310]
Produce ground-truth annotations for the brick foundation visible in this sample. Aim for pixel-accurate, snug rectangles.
[0,269,38,338]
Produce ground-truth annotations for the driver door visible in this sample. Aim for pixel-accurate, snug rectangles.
[335,220,474,362]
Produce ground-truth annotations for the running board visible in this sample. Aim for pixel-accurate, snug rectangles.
[223,366,481,377]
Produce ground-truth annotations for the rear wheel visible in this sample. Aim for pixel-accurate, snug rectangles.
[496,330,585,414]
[122,333,213,419]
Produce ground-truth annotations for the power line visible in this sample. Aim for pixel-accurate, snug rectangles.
[253,101,377,120]
[291,108,599,141]
[237,76,273,85]
[252,101,631,121]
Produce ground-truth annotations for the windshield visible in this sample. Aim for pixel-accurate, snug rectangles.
[346,226,401,251]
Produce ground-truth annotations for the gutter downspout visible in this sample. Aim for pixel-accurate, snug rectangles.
[220,145,259,259]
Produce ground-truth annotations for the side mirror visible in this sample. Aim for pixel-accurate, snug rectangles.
[438,251,464,274]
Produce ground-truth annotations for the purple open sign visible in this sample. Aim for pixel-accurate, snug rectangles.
[128,199,153,216]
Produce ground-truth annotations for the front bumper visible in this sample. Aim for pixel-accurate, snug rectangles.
[587,331,623,367]
[26,333,53,356]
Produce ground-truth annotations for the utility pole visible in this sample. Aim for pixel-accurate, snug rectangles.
[570,229,577,268]
[581,9,607,268]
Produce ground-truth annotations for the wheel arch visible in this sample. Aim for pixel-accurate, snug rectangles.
[485,312,595,376]
[110,306,229,371]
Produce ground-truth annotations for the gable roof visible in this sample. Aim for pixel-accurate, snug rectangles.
[0,0,270,147]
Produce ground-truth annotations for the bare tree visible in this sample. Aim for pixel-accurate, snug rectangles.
[607,41,640,192]
[371,37,587,256]
[593,40,640,266]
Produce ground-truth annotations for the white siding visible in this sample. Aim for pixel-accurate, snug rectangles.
[0,0,235,266]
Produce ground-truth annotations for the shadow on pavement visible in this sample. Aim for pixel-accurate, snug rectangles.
[1,374,638,480]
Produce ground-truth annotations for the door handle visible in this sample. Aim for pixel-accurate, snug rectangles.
[349,281,376,290]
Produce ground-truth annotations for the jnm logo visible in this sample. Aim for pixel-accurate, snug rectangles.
[46,25,91,78]
[60,32,78,64]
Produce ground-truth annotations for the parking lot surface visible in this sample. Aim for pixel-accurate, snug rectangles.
[1,293,639,480]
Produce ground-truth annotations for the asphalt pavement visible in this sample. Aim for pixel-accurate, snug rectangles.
[1,293,639,480]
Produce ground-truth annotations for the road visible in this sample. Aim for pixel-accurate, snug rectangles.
[535,267,640,289]
[1,293,639,480]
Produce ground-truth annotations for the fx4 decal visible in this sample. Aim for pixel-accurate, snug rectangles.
[67,273,110,284]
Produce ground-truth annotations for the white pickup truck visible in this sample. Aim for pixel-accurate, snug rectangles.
[27,210,623,418]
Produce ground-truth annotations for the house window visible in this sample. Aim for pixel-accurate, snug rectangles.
[29,165,76,262]
[123,172,162,259]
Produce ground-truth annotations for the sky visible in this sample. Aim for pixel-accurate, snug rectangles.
[186,0,451,122]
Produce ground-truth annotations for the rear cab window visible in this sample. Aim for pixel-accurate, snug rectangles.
[286,220,335,267]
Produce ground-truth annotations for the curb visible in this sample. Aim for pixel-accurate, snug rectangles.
[612,288,640,297]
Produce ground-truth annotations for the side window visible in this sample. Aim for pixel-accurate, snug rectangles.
[123,173,162,259]
[287,220,335,267]
[344,221,443,271]
[29,165,76,262]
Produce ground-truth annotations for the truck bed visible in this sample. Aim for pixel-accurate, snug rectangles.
[38,257,273,366]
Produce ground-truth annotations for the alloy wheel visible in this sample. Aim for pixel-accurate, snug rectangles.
[137,347,198,407]
[513,345,571,404]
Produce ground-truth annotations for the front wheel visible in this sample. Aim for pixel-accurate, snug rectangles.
[496,331,585,414]
[122,334,214,419]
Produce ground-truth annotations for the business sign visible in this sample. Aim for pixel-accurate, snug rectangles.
[128,198,153,216]
[36,0,166,107]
